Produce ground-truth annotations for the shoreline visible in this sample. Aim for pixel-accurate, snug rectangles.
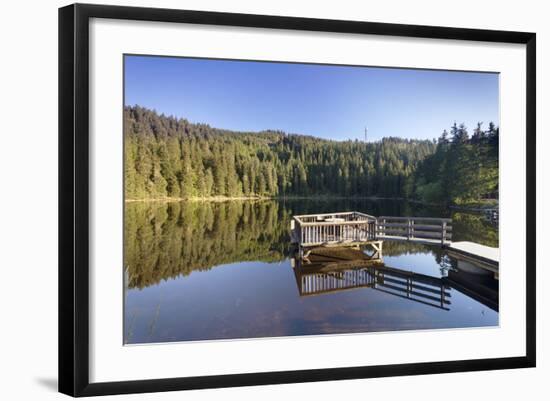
[125,196,272,203]
[124,195,413,203]
[125,195,498,213]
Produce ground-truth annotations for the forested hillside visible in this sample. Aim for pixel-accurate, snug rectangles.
[414,122,499,204]
[124,106,498,205]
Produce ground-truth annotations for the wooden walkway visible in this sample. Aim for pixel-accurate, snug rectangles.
[446,241,499,263]
[381,236,449,246]
[444,241,499,274]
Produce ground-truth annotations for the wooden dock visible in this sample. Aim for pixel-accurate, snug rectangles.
[290,211,377,248]
[444,241,499,275]
[446,241,499,263]
[291,211,498,271]
[291,212,452,248]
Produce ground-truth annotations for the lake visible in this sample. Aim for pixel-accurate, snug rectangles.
[124,199,498,344]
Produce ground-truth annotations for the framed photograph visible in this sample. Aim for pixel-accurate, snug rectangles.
[59,3,536,397]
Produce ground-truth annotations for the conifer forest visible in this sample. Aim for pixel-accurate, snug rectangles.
[124,106,498,206]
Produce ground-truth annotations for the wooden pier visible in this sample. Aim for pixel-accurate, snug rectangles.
[291,211,452,249]
[291,212,383,260]
[290,211,498,272]
[291,212,377,247]
[444,241,499,278]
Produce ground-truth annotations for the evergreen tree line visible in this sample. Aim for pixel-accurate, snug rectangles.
[124,106,498,204]
[414,122,499,204]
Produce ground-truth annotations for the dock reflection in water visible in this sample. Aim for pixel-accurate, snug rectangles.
[292,247,498,313]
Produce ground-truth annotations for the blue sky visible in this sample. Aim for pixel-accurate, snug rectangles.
[124,55,499,142]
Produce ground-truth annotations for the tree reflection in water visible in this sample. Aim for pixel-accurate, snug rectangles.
[125,200,498,290]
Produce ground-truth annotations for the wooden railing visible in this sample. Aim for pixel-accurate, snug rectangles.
[377,216,452,245]
[294,211,375,223]
[292,212,377,247]
[291,212,452,247]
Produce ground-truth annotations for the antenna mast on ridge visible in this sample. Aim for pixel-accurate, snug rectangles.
[364,127,368,142]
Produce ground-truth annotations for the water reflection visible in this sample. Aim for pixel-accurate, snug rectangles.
[125,200,498,289]
[292,247,498,312]
[124,200,499,344]
[292,248,452,310]
[125,200,290,289]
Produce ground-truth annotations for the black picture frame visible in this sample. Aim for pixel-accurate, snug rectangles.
[59,3,536,397]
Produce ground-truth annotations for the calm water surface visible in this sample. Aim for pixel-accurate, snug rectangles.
[124,199,498,344]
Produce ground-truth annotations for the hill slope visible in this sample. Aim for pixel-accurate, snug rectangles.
[124,106,436,200]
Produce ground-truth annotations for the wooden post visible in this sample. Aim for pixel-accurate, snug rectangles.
[441,221,447,245]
